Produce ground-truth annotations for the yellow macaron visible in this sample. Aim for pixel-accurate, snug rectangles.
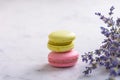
[47,30,76,52]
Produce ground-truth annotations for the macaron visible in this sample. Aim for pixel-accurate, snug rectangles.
[47,30,76,52]
[48,50,79,67]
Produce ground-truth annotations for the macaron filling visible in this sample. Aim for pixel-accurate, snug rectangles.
[48,40,73,46]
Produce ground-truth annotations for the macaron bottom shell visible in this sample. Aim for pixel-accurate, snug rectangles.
[47,41,74,52]
[49,61,77,67]
[48,50,79,67]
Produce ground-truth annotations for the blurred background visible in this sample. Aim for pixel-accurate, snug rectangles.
[0,0,120,80]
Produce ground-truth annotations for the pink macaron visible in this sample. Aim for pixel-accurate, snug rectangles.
[48,50,79,67]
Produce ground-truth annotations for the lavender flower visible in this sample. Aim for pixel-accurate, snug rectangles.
[110,68,118,76]
[100,26,110,37]
[82,6,120,80]
[81,55,88,63]
[110,6,115,11]
[95,12,114,27]
[116,18,120,27]
[109,6,115,15]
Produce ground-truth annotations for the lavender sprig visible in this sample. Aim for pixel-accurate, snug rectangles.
[109,6,115,15]
[82,6,120,80]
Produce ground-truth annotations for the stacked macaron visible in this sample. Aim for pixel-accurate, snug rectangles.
[47,30,79,67]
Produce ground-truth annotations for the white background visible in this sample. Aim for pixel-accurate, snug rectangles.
[0,0,120,80]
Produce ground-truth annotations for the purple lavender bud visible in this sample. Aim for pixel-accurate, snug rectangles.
[100,15,104,19]
[117,64,120,68]
[88,52,93,60]
[110,68,118,77]
[117,69,120,75]
[95,57,100,62]
[117,47,120,54]
[110,33,118,40]
[102,39,109,43]
[100,16,108,22]
[83,67,92,76]
[86,67,92,73]
[81,55,88,63]
[107,18,115,27]
[89,58,94,64]
[109,46,117,52]
[113,34,119,39]
[99,61,104,66]
[83,70,89,76]
[95,49,101,56]
[95,12,101,16]
[112,40,120,47]
[104,51,110,56]
[100,55,108,61]
[109,6,114,15]
[100,27,110,37]
[110,6,115,12]
[100,26,106,30]
[111,60,118,67]
[116,18,120,27]
[109,12,114,15]
[100,44,108,49]
[105,61,111,69]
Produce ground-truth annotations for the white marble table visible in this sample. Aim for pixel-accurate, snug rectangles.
[0,0,120,80]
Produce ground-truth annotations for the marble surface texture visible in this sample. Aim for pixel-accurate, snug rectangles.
[0,0,120,80]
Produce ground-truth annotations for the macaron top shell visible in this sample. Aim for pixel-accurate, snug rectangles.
[48,30,76,43]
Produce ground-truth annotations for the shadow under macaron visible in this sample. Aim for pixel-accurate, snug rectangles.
[36,63,75,73]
